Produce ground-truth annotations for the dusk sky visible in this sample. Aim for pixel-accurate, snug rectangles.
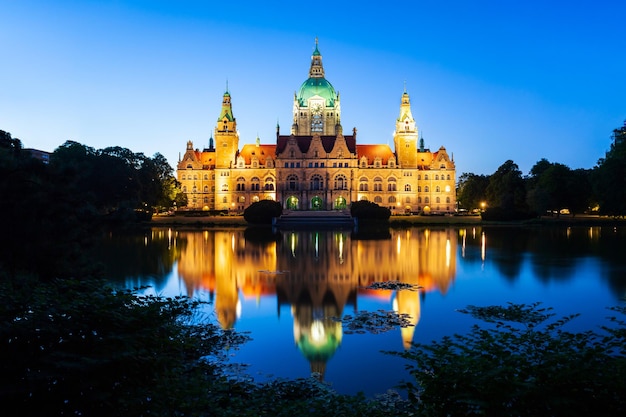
[2,0,625,176]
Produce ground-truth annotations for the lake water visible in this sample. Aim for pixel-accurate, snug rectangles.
[96,224,626,397]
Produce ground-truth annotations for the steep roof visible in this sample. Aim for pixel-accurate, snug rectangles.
[276,135,356,155]
[237,144,276,165]
[356,144,395,165]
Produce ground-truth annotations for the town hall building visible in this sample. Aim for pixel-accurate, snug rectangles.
[177,40,456,214]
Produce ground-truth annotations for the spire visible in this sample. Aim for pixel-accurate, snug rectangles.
[309,38,325,78]
[218,90,234,122]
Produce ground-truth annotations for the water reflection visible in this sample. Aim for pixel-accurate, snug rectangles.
[96,225,626,394]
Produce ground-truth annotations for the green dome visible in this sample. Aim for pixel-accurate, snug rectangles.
[297,77,337,107]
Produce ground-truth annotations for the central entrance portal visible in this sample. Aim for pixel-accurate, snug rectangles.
[334,196,347,209]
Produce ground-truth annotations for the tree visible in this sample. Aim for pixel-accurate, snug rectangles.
[486,160,527,211]
[526,160,572,215]
[456,172,489,211]
[592,121,626,216]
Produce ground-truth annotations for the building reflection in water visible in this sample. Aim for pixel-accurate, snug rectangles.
[173,227,457,379]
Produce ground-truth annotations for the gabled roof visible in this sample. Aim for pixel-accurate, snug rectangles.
[237,144,276,165]
[276,135,356,155]
[356,144,395,165]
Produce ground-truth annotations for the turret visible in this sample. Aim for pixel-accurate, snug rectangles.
[215,90,239,169]
[393,88,419,168]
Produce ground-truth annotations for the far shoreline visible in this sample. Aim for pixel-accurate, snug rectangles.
[147,213,625,228]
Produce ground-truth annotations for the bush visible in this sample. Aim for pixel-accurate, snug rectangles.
[390,302,626,416]
[350,200,391,220]
[243,200,282,224]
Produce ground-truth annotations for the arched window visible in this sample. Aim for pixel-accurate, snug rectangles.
[310,174,324,190]
[251,177,260,191]
[359,177,368,191]
[374,196,383,203]
[373,177,383,191]
[446,197,451,203]
[447,174,451,180]
[203,185,208,192]
[311,112,323,132]
[404,184,411,192]
[387,177,397,191]
[425,174,429,180]
[287,174,299,191]
[436,197,441,203]
[418,197,422,203]
[222,196,228,203]
[425,186,429,192]
[192,185,197,193]
[425,197,430,203]
[334,174,347,190]
[435,175,439,180]
[388,196,396,203]
[236,177,245,191]
[204,174,208,180]
[182,174,186,180]
[182,186,187,192]
[264,177,275,191]
[405,196,411,203]
[221,184,229,192]
[435,186,440,192]
[238,196,245,203]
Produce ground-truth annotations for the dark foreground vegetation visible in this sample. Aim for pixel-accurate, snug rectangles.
[2,129,626,416]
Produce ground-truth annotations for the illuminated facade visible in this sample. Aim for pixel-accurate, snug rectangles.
[177,40,456,214]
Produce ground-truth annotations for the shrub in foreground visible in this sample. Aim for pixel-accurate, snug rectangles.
[389,302,626,416]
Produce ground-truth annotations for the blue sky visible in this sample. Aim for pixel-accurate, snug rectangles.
[2,0,625,176]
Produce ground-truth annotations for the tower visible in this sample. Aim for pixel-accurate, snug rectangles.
[393,89,419,168]
[215,90,239,169]
[291,39,341,136]
[214,90,239,210]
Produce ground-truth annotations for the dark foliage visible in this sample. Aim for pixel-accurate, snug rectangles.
[389,302,626,417]
[592,121,626,216]
[243,200,282,224]
[350,200,391,220]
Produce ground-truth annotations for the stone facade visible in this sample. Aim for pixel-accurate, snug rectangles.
[177,40,456,214]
